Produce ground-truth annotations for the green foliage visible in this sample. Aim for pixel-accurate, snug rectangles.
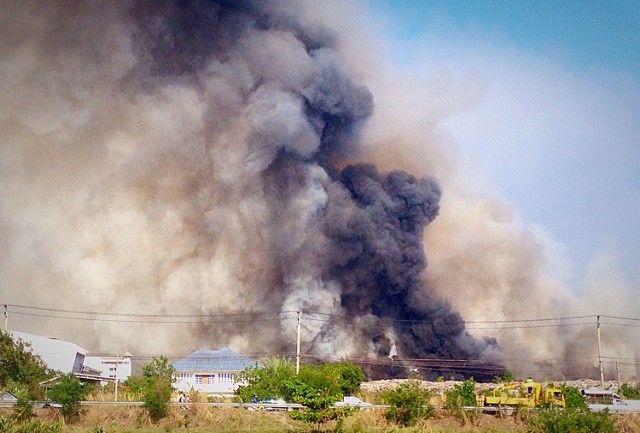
[122,375,146,399]
[559,384,587,409]
[382,380,434,426]
[319,361,365,397]
[620,382,640,399]
[0,331,51,400]
[141,356,175,423]
[236,359,365,428]
[236,357,296,402]
[0,416,62,433]
[493,370,514,383]
[445,377,476,408]
[47,373,92,421]
[11,395,34,422]
[527,408,618,433]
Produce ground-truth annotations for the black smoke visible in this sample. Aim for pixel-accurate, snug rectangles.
[127,0,497,374]
[0,0,500,378]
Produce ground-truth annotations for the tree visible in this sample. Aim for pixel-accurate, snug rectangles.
[559,384,587,409]
[382,380,434,426]
[236,357,295,402]
[236,359,365,430]
[47,373,92,421]
[141,356,175,422]
[0,330,52,420]
[0,331,51,397]
[445,377,477,409]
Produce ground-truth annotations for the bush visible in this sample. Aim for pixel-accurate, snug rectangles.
[527,408,618,433]
[382,380,434,426]
[236,359,365,429]
[445,377,476,409]
[0,416,62,433]
[559,384,587,409]
[620,383,640,399]
[141,356,175,423]
[47,373,92,421]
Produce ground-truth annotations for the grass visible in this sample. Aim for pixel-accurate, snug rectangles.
[4,404,639,433]
[35,406,528,433]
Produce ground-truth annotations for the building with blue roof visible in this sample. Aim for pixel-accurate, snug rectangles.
[173,347,259,395]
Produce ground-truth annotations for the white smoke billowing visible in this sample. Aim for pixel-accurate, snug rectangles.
[0,0,637,380]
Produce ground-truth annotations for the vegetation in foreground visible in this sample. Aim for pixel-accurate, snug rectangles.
[2,330,637,433]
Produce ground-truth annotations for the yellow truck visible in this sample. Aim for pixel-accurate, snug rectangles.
[476,380,566,409]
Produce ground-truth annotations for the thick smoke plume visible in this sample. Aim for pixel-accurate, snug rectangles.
[1,0,637,380]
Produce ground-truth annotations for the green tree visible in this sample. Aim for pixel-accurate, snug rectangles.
[559,384,587,409]
[47,373,92,421]
[141,356,175,422]
[0,331,51,398]
[287,363,352,427]
[236,360,365,430]
[382,380,434,426]
[445,377,477,408]
[319,362,365,397]
[0,330,53,420]
[236,357,295,402]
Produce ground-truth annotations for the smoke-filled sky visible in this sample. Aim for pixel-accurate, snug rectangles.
[367,0,640,287]
[1,0,638,380]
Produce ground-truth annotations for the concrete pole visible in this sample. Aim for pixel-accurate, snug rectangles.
[597,315,605,389]
[296,311,301,375]
[114,354,119,402]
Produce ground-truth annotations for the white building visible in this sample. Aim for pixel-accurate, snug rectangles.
[83,353,132,383]
[10,331,87,374]
[173,347,259,395]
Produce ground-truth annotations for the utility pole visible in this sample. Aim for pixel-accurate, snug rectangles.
[114,354,119,402]
[616,361,621,390]
[3,305,7,331]
[296,311,301,375]
[597,315,605,389]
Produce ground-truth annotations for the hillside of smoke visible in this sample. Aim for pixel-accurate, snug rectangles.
[1,0,636,380]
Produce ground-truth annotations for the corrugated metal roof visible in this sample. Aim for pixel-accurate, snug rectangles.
[172,347,259,372]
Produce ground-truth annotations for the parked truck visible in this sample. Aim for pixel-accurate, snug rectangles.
[476,380,566,409]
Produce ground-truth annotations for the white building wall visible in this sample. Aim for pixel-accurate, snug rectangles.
[10,331,87,374]
[84,355,132,382]
[174,372,241,395]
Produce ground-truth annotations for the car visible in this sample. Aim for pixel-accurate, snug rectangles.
[261,397,288,411]
[34,400,63,409]
[334,396,372,407]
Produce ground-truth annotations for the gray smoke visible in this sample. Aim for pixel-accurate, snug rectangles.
[0,0,497,375]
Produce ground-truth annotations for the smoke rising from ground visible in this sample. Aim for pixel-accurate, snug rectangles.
[1,0,637,379]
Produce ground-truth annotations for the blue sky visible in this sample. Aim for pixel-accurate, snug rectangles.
[364,0,640,287]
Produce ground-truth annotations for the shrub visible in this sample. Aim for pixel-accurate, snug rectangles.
[0,416,62,433]
[237,359,365,429]
[527,408,618,433]
[559,384,587,409]
[141,356,175,423]
[620,383,640,399]
[382,380,434,426]
[47,373,92,421]
[445,377,476,409]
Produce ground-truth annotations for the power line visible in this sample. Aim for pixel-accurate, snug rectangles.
[6,303,640,326]
[5,303,297,318]
[10,311,291,324]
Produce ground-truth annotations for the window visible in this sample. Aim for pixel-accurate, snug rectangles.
[195,375,213,384]
[218,373,235,383]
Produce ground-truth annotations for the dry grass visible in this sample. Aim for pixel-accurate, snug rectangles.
[3,402,639,432]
